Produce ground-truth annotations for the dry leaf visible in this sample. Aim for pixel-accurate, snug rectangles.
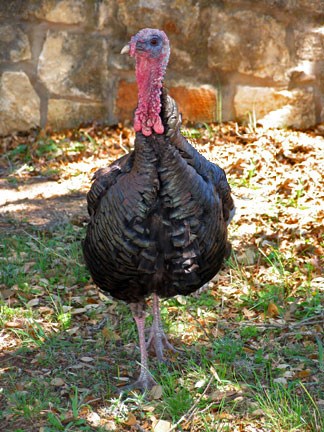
[0,289,16,299]
[124,412,137,426]
[267,302,279,317]
[66,326,80,335]
[5,320,24,329]
[80,356,94,363]
[24,261,36,272]
[242,307,256,319]
[71,308,87,315]
[102,420,117,431]
[251,408,265,417]
[236,248,256,265]
[273,377,287,385]
[27,298,40,307]
[293,369,311,379]
[87,412,101,426]
[50,377,65,387]
[149,384,163,400]
[152,419,172,432]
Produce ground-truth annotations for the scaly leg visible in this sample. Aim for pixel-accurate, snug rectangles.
[146,293,182,362]
[119,302,156,392]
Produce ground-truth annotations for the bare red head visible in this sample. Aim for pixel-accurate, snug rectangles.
[121,29,170,136]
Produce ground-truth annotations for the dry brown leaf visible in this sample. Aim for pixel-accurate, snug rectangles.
[210,389,238,402]
[242,307,256,319]
[293,369,312,379]
[5,320,24,329]
[124,412,137,426]
[267,302,279,317]
[0,289,16,299]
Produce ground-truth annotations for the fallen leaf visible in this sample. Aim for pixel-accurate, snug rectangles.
[102,420,117,431]
[27,298,40,307]
[276,363,290,369]
[267,302,279,317]
[87,411,101,426]
[0,289,16,299]
[149,384,163,400]
[273,377,287,385]
[71,308,87,315]
[50,377,65,387]
[5,320,24,329]
[66,326,80,335]
[251,408,265,417]
[24,261,36,272]
[242,307,256,319]
[124,412,137,426]
[152,419,172,432]
[293,369,311,379]
[80,356,94,363]
[236,247,256,265]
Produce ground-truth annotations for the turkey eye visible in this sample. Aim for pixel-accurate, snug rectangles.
[150,38,158,46]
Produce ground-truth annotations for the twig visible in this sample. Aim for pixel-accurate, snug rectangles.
[186,309,213,342]
[169,374,213,431]
[274,331,318,341]
[222,314,324,330]
[119,132,129,154]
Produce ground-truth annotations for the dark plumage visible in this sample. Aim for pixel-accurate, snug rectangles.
[83,28,235,390]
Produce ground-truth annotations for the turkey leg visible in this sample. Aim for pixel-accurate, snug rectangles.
[120,302,156,391]
[146,293,182,362]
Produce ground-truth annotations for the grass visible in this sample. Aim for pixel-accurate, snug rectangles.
[0,123,323,431]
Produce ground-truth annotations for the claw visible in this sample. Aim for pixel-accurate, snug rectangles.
[147,293,182,362]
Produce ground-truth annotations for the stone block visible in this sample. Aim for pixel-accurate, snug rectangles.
[30,0,92,24]
[295,26,324,61]
[0,24,31,62]
[208,9,290,82]
[117,0,200,38]
[47,99,107,129]
[0,71,40,136]
[114,80,137,122]
[38,30,109,99]
[234,85,316,129]
[169,85,217,123]
[115,81,218,123]
[0,1,28,19]
[221,0,324,16]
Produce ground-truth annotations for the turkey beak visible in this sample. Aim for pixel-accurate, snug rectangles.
[121,44,130,55]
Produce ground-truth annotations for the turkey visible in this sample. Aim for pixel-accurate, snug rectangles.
[83,28,235,391]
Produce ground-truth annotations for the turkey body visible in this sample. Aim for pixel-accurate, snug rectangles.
[83,90,234,305]
[83,28,234,390]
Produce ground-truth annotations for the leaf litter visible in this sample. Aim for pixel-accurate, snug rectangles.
[0,122,323,431]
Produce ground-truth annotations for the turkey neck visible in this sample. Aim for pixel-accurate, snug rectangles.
[134,55,166,136]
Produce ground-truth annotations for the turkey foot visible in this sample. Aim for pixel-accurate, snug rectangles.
[117,368,156,393]
[117,302,156,393]
[146,293,182,362]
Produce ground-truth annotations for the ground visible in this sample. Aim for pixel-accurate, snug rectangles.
[0,123,323,432]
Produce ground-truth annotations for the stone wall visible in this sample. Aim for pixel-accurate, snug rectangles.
[0,0,323,136]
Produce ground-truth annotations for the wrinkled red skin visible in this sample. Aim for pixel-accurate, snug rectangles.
[129,29,170,137]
